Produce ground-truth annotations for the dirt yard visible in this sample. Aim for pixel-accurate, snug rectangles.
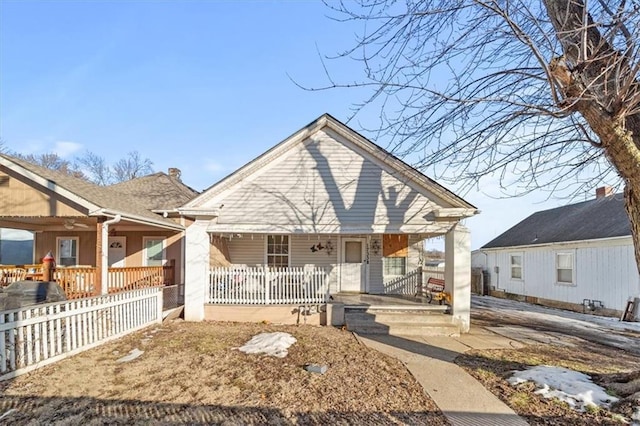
[0,320,448,425]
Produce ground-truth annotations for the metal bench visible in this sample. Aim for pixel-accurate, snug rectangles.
[425,277,451,305]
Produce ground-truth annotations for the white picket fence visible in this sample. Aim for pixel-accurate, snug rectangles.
[0,287,163,381]
[208,266,329,305]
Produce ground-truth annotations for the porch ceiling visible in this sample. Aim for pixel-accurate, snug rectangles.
[0,216,177,232]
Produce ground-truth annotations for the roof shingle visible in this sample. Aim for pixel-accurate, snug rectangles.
[482,194,631,248]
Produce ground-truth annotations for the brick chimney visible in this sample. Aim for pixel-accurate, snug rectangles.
[595,186,613,199]
[168,168,181,181]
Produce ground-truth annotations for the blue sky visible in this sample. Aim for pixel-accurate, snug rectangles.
[0,0,594,248]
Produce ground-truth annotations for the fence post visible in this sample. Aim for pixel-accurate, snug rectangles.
[156,288,163,324]
[265,266,271,304]
[417,266,423,297]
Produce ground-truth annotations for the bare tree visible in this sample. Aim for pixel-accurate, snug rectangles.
[112,151,154,182]
[323,0,640,265]
[18,152,86,179]
[75,151,113,186]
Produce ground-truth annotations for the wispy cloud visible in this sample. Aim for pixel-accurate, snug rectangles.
[54,141,83,158]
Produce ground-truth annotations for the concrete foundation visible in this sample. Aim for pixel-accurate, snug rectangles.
[489,289,623,318]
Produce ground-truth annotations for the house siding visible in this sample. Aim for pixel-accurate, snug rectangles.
[476,237,640,312]
[199,131,452,233]
[0,168,87,217]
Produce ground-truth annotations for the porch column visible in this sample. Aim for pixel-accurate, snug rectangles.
[445,223,471,333]
[95,218,105,296]
[184,219,210,321]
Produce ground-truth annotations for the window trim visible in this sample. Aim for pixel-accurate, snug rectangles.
[56,236,79,266]
[555,251,575,285]
[142,237,166,267]
[264,235,290,268]
[509,253,523,280]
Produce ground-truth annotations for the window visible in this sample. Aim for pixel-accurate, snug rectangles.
[267,235,289,267]
[556,252,574,284]
[384,257,406,276]
[382,234,408,276]
[56,237,78,266]
[143,237,165,266]
[510,254,523,279]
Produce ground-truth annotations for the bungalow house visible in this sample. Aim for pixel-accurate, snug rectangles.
[472,188,640,316]
[181,114,478,332]
[0,153,197,297]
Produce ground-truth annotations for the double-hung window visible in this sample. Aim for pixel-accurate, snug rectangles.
[143,237,165,266]
[556,252,574,284]
[56,237,79,266]
[267,235,289,267]
[510,254,523,279]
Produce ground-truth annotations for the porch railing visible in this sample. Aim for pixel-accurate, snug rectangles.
[383,268,422,295]
[208,266,329,305]
[0,263,175,299]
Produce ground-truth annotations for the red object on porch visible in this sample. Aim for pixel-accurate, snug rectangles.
[43,251,55,282]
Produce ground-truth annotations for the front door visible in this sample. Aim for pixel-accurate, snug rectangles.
[340,238,366,292]
[108,237,126,267]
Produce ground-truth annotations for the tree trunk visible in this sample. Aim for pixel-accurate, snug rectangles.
[545,0,640,274]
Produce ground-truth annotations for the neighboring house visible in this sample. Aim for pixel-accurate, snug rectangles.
[181,114,478,331]
[0,154,197,296]
[472,188,640,315]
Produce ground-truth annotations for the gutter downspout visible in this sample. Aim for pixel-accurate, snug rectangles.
[101,215,121,295]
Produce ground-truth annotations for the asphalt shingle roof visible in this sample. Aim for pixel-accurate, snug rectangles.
[108,172,198,210]
[1,153,183,226]
[482,193,631,248]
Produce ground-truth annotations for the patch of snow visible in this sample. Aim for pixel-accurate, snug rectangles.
[473,295,640,334]
[116,348,144,363]
[508,365,618,410]
[238,332,296,358]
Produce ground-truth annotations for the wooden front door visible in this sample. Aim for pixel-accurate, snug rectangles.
[340,238,366,292]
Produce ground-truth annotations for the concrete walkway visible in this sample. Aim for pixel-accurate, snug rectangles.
[356,327,530,426]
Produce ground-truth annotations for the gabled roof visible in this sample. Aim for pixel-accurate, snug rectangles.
[108,172,198,211]
[0,153,183,230]
[482,193,630,249]
[182,113,477,214]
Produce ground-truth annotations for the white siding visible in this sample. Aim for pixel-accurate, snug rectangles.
[290,235,339,293]
[479,237,640,311]
[201,130,453,233]
[227,237,264,266]
[369,236,383,294]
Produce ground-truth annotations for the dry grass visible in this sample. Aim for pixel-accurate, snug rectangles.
[0,320,447,425]
[456,340,640,425]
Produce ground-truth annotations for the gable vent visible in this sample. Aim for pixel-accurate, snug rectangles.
[0,176,9,187]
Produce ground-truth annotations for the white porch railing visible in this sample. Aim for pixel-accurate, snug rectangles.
[208,266,329,305]
[0,287,163,381]
[383,268,422,295]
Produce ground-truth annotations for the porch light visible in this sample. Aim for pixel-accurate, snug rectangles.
[370,239,381,255]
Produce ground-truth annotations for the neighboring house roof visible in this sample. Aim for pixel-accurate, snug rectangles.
[482,193,630,249]
[0,153,184,230]
[108,172,198,211]
[180,114,478,235]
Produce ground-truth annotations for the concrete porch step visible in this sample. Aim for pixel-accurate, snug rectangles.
[345,311,451,325]
[347,321,460,337]
[344,304,459,337]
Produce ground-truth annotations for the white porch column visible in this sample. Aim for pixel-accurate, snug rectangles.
[445,224,471,333]
[184,219,210,321]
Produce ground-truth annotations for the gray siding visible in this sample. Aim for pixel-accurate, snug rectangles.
[204,131,449,231]
[479,238,640,311]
